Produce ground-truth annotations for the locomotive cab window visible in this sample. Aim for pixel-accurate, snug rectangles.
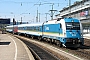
[66,22,80,30]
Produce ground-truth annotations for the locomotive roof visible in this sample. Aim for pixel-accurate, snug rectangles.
[44,19,64,25]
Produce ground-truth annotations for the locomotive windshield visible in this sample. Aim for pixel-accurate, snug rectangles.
[66,22,80,30]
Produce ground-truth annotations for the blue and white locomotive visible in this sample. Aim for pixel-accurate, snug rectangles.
[6,17,84,48]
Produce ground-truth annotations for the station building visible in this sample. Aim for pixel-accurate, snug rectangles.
[56,0,90,34]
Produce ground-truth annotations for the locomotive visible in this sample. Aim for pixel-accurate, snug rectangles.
[6,17,84,48]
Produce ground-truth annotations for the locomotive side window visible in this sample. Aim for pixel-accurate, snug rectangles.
[66,22,80,30]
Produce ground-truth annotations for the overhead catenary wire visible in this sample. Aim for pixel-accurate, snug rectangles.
[0,0,68,16]
[0,0,78,23]
[19,0,41,15]
[0,0,36,4]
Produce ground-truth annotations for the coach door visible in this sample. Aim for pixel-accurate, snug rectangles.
[59,23,63,36]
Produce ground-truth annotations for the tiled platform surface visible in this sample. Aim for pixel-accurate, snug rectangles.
[0,32,34,60]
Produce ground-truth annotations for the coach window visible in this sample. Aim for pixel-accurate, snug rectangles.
[31,27,33,30]
[23,27,24,30]
[33,27,36,30]
[34,27,36,30]
[36,27,38,31]
[29,27,31,30]
[31,27,32,30]
[20,27,22,30]
[28,27,30,30]
[38,27,40,31]
[20,27,21,30]
[27,27,28,30]
[32,26,34,30]
[28,27,29,30]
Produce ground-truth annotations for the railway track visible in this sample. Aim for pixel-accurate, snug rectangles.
[57,39,90,60]
[59,47,90,60]
[16,36,59,60]
[9,33,90,60]
[76,49,90,59]
[14,35,83,60]
[73,38,90,60]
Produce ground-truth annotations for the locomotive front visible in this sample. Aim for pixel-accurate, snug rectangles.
[64,18,84,48]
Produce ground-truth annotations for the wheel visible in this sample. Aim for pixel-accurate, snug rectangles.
[56,40,62,47]
[31,36,34,39]
[25,33,27,37]
[38,37,42,41]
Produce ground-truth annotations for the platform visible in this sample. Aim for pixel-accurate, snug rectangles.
[0,31,34,60]
[83,33,90,39]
